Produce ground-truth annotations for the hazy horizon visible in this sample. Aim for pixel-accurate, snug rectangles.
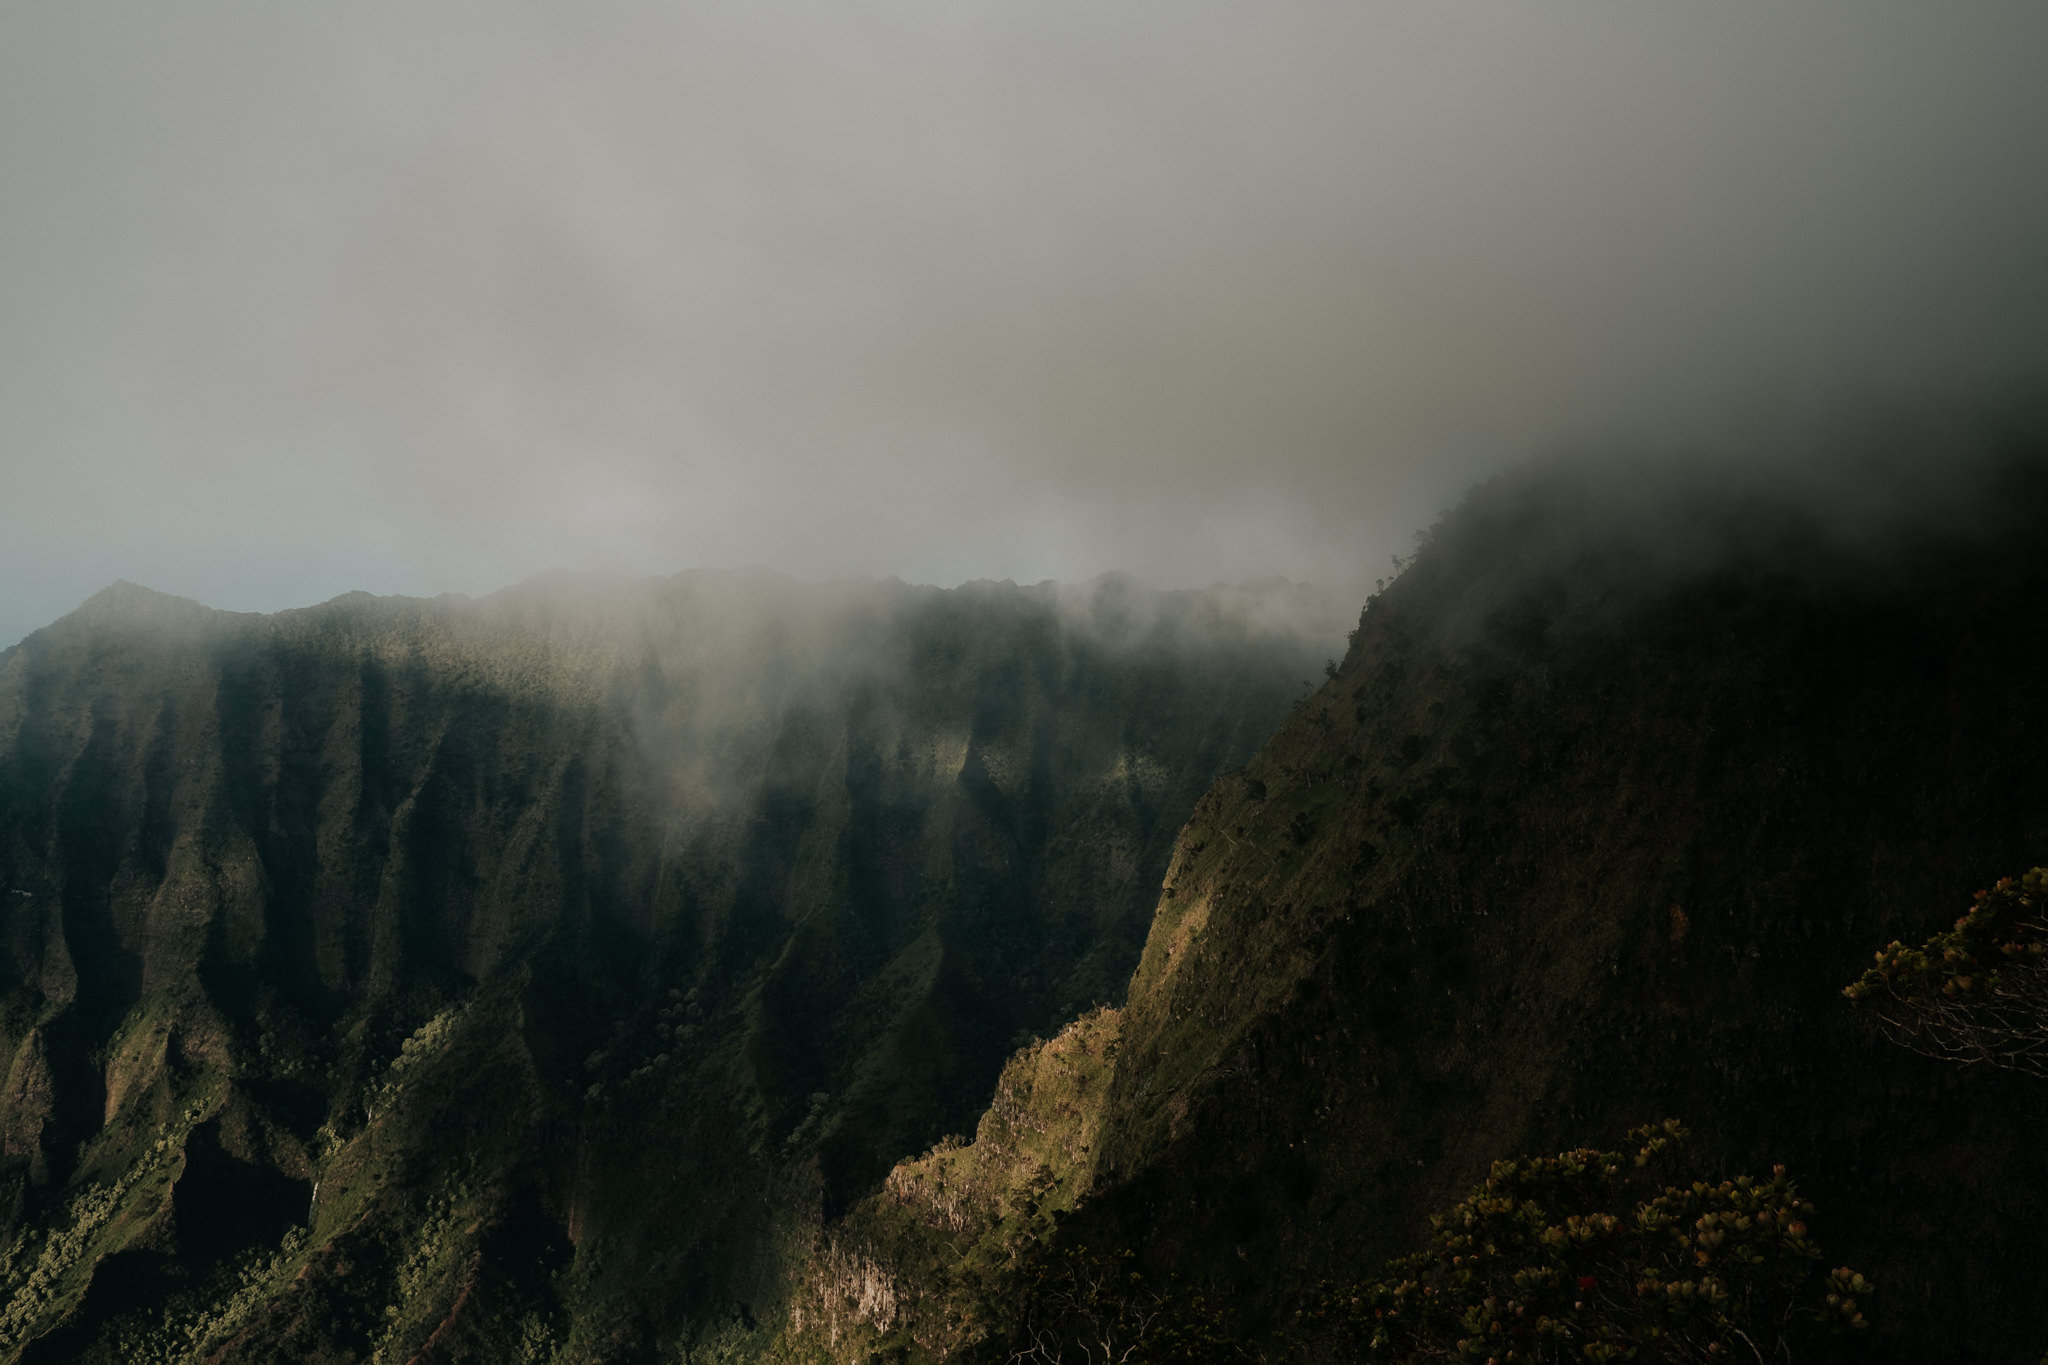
[19,562,1350,634]
[6,2,2047,650]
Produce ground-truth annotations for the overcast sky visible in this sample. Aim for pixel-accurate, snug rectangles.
[3,2,2046,647]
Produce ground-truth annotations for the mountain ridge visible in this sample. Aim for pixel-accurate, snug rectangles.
[0,570,1333,1361]
[13,440,2048,1361]
[776,444,2048,1364]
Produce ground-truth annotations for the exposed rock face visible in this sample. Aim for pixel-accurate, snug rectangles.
[0,570,1332,1362]
[780,447,2048,1364]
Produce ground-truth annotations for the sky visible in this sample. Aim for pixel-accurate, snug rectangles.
[3,2,2047,649]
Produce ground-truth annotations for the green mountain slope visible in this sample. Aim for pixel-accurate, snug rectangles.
[0,570,1332,1362]
[782,444,2048,1364]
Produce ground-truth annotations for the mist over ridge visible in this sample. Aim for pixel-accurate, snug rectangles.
[9,566,1353,687]
[2,415,2048,1358]
[0,559,1343,1359]
[6,3,2048,648]
[774,410,2048,1365]
[2,2,2048,1355]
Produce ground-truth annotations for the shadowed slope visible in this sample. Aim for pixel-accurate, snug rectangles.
[0,570,1332,1362]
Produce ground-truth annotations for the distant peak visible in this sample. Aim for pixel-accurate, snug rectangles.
[86,578,183,602]
[65,581,218,629]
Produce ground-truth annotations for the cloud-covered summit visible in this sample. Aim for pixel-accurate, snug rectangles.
[3,2,2045,647]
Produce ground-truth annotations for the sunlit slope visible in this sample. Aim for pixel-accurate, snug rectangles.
[789,448,2048,1364]
[0,570,1331,1363]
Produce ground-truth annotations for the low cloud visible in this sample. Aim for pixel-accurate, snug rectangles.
[3,2,2045,646]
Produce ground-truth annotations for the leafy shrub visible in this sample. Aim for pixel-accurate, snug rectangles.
[1300,1122,1868,1364]
[1842,868,2048,1076]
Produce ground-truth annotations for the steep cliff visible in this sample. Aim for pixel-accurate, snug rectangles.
[783,440,2048,1363]
[0,570,1331,1362]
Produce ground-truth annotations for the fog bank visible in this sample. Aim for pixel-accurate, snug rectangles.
[4,2,2045,647]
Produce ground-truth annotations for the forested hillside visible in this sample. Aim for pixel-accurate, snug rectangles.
[0,570,1330,1362]
[9,435,2048,1364]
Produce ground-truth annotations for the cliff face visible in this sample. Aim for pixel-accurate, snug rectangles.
[783,446,2048,1364]
[1093,455,2048,1347]
[0,570,1330,1362]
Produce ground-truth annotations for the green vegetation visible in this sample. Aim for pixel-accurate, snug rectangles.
[1304,1122,1867,1364]
[783,1109,1874,1365]
[0,1095,222,1356]
[773,1008,1124,1361]
[0,571,1324,1361]
[774,1006,1257,1364]
[1844,868,2048,1076]
[8,447,2048,1361]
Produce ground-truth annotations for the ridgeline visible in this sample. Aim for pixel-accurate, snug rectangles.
[779,440,2048,1365]
[0,571,1332,1362]
[7,433,2048,1363]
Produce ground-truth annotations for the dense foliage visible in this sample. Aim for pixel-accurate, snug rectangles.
[1843,869,2048,1076]
[1301,1123,1867,1365]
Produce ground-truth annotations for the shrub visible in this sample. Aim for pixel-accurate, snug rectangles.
[1842,868,2048,1076]
[1301,1122,1868,1364]
[1004,1244,1251,1365]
